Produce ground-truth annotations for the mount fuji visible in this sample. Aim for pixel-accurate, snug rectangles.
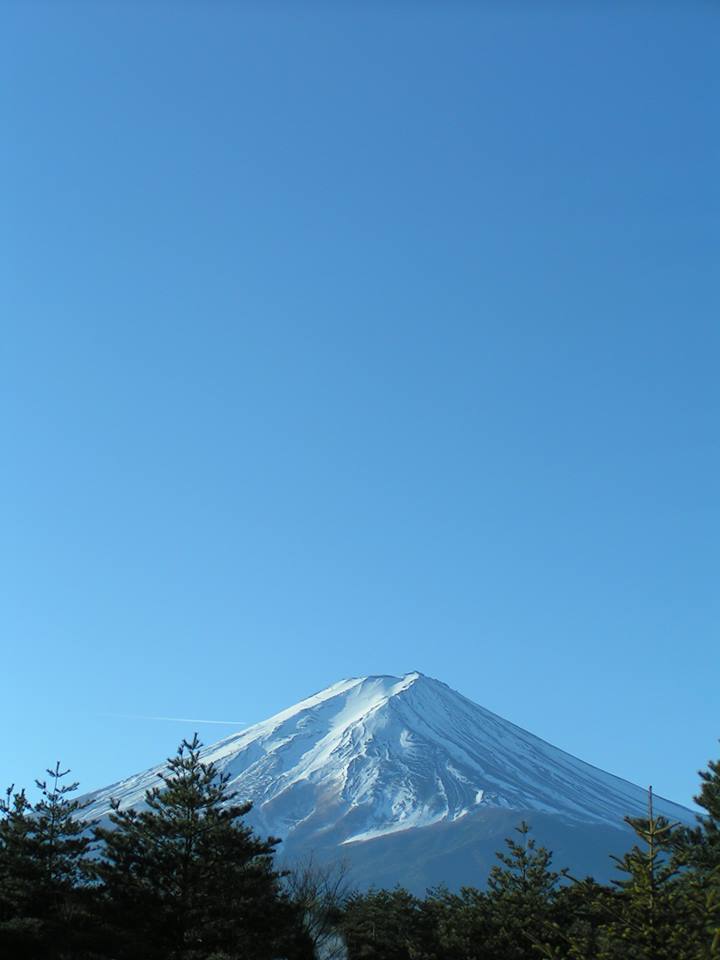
[83,672,694,892]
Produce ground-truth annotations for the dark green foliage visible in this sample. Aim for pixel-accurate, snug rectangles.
[3,739,720,960]
[92,733,311,960]
[695,750,720,858]
[339,779,720,960]
[424,883,497,960]
[474,821,566,960]
[337,826,569,960]
[32,764,94,891]
[0,764,97,959]
[596,790,684,959]
[675,748,720,956]
[340,887,432,959]
[540,878,614,960]
[0,786,43,957]
[676,748,720,877]
[487,821,566,901]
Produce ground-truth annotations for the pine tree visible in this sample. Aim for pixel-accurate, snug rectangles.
[690,760,720,957]
[695,749,720,863]
[33,764,95,896]
[531,877,612,960]
[675,747,720,956]
[426,884,494,960]
[0,786,43,957]
[482,821,567,960]
[340,887,433,960]
[92,734,311,960]
[677,748,720,876]
[0,765,97,959]
[598,787,684,960]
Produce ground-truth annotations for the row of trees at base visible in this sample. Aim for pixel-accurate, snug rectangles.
[0,736,314,959]
[339,756,720,960]
[1,735,719,959]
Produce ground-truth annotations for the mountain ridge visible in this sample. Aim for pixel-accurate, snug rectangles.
[82,672,694,889]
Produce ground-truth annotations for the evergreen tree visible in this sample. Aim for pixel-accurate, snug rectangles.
[483,821,567,960]
[33,764,95,896]
[0,786,43,957]
[675,747,720,956]
[3,734,720,959]
[551,878,613,960]
[598,788,684,960]
[92,734,311,960]
[676,747,720,878]
[341,887,433,960]
[425,884,493,960]
[0,765,97,959]
[695,748,720,867]
[531,877,617,960]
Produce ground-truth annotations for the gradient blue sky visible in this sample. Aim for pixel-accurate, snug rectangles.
[2,2,718,809]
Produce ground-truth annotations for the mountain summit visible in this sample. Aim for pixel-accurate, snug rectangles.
[84,673,693,890]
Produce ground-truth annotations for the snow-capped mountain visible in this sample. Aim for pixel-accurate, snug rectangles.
[83,673,694,891]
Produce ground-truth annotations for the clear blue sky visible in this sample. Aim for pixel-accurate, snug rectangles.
[2,2,718,810]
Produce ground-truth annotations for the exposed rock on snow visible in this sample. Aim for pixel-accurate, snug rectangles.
[83,672,692,859]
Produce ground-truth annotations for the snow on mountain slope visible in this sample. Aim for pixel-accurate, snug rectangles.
[83,672,693,852]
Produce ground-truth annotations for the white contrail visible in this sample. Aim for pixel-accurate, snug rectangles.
[100,713,248,726]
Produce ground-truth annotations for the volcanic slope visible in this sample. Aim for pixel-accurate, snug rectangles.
[83,672,694,891]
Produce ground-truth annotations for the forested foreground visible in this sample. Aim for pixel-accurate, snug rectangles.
[1,736,719,960]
